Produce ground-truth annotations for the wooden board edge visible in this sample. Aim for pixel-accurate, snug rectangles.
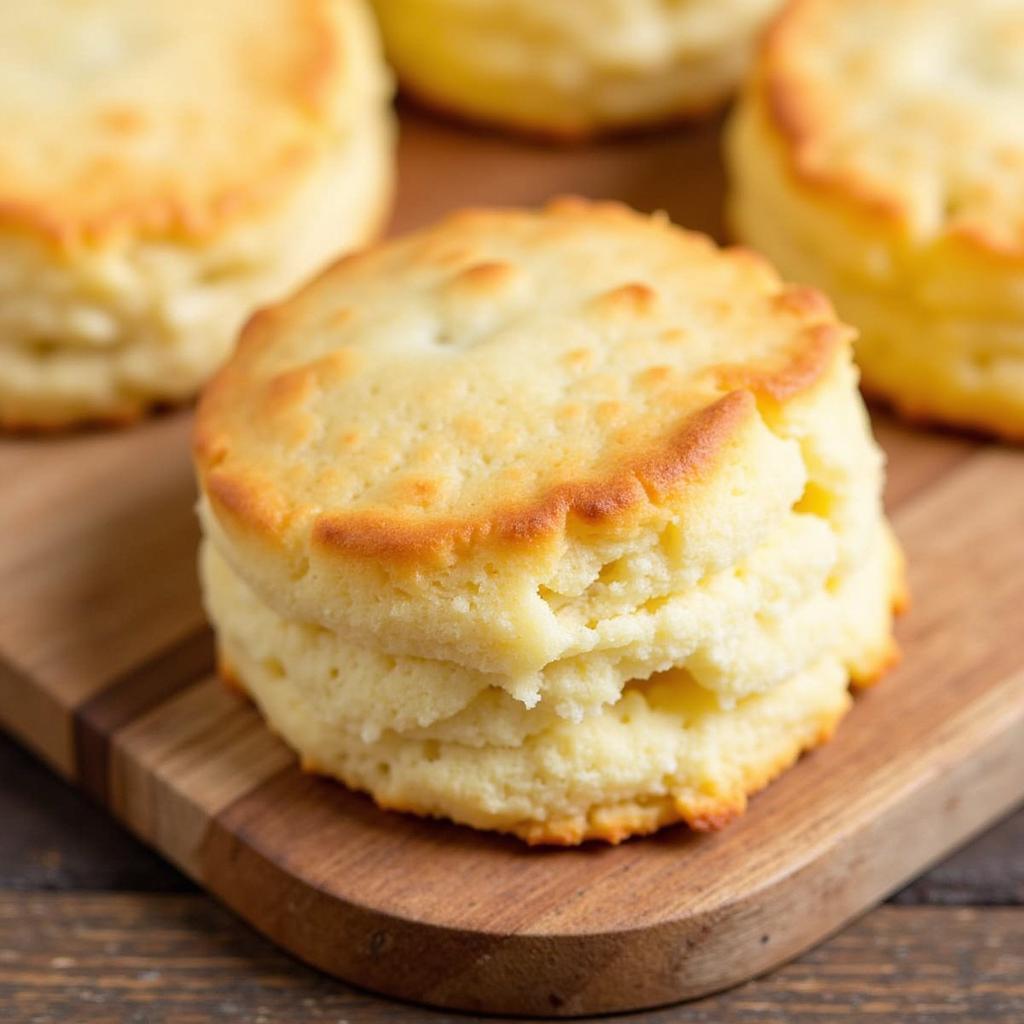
[0,653,73,777]
[195,672,1024,1015]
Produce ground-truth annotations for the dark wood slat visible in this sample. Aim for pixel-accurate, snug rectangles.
[893,802,1024,906]
[0,733,191,893]
[72,628,215,802]
[1,895,1021,1023]
[393,107,728,242]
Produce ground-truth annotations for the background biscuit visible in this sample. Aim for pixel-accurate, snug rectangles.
[372,0,783,138]
[0,0,394,428]
[727,0,1024,440]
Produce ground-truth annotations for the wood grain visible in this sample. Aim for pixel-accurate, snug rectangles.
[0,411,202,775]
[3,895,1021,1023]
[0,111,1023,1016]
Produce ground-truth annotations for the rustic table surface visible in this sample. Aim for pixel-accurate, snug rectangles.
[1,729,1021,1023]
[2,110,1024,1022]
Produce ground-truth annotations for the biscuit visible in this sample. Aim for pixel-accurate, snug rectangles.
[371,0,783,138]
[727,0,1024,441]
[196,199,904,842]
[0,0,394,429]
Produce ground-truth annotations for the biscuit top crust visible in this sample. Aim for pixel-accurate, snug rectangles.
[0,0,371,249]
[195,199,848,564]
[762,0,1024,256]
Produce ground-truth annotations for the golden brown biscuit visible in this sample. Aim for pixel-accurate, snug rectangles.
[196,199,904,842]
[728,0,1024,440]
[0,0,394,428]
[372,0,783,138]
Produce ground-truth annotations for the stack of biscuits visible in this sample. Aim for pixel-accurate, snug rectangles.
[195,199,904,844]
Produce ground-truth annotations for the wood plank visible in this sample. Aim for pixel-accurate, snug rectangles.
[4,725,1020,902]
[109,678,293,878]
[0,411,204,771]
[894,807,1024,906]
[392,107,727,241]
[2,896,1021,1023]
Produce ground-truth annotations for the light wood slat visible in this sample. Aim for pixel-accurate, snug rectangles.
[0,411,203,708]
[109,678,293,877]
[0,656,73,775]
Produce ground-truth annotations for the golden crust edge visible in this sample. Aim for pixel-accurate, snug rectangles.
[194,198,851,563]
[756,0,1024,263]
[0,0,376,250]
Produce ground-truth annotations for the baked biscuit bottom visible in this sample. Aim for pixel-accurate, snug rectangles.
[202,532,904,845]
[0,110,393,430]
[372,0,781,138]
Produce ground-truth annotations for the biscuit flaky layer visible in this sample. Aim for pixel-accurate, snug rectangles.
[727,0,1024,440]
[371,0,783,138]
[0,0,394,428]
[204,532,904,845]
[195,199,886,682]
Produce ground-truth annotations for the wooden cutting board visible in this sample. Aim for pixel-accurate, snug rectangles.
[2,111,1023,1017]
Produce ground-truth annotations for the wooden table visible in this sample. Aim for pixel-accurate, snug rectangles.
[2,110,1023,1021]
[1,729,1021,1021]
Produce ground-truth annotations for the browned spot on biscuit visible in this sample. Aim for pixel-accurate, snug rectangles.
[97,106,146,135]
[448,260,518,294]
[560,347,595,370]
[852,640,902,689]
[206,469,289,538]
[309,347,361,386]
[635,365,673,389]
[633,390,754,502]
[659,327,688,345]
[773,284,833,319]
[713,323,846,402]
[546,195,633,220]
[453,413,486,442]
[392,475,443,509]
[309,390,751,560]
[593,282,658,315]
[596,400,627,425]
[264,366,315,411]
[684,807,744,832]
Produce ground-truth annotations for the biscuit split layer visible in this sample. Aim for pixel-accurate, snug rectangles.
[727,0,1024,441]
[196,199,904,843]
[0,0,394,428]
